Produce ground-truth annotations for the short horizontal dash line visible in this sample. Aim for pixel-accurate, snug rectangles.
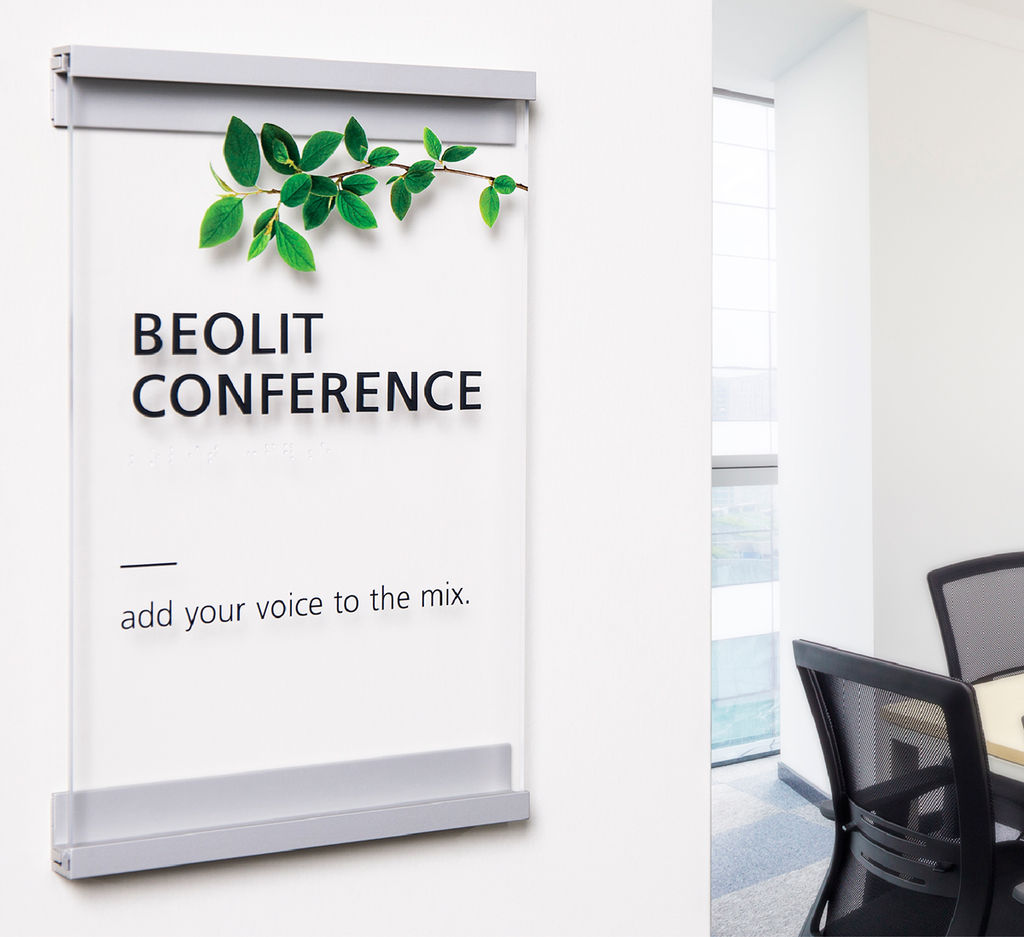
[120,561,178,569]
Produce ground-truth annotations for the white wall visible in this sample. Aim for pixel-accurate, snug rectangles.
[0,1,711,934]
[868,11,1024,670]
[776,5,1024,788]
[776,15,875,790]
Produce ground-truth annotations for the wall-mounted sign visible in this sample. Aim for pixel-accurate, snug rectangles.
[51,45,532,879]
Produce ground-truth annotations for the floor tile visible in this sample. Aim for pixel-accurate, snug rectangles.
[712,782,780,834]
[711,811,833,899]
[712,755,779,783]
[727,772,810,810]
[711,858,830,937]
[791,801,835,829]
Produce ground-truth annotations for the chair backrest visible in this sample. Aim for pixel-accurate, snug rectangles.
[927,552,1024,684]
[793,640,994,936]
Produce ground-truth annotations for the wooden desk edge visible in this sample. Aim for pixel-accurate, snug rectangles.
[987,740,1024,767]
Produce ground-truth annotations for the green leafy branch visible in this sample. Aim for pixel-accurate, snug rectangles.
[199,116,527,272]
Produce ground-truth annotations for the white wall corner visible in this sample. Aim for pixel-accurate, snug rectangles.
[775,13,875,789]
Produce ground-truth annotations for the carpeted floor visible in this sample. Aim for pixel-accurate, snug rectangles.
[711,755,833,936]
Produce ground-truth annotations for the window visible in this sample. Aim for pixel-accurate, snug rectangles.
[711,91,779,765]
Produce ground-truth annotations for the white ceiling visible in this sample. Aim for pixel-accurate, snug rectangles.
[713,0,860,96]
[714,0,1024,97]
[959,0,1024,18]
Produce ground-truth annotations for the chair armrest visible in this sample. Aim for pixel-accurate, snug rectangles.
[853,764,954,816]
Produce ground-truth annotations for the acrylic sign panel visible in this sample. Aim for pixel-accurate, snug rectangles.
[69,105,527,793]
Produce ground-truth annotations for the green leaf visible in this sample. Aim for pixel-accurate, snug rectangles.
[390,178,412,221]
[281,173,312,207]
[261,123,300,175]
[223,116,260,187]
[248,226,272,261]
[275,222,316,271]
[423,127,442,161]
[493,174,517,195]
[366,146,399,167]
[300,131,343,171]
[442,145,477,163]
[337,190,378,229]
[199,197,244,247]
[386,175,401,185]
[210,163,234,193]
[410,159,435,173]
[405,170,434,194]
[341,174,378,196]
[344,116,368,161]
[309,175,339,198]
[302,195,333,230]
[479,185,499,228]
[253,207,277,238]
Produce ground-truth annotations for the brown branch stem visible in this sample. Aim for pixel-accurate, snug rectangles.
[331,162,529,191]
[235,160,529,197]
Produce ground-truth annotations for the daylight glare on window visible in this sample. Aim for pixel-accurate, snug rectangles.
[712,95,776,457]
[711,93,779,765]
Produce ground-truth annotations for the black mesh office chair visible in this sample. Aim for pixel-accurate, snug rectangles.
[927,553,1024,686]
[794,640,1024,935]
[928,553,1024,830]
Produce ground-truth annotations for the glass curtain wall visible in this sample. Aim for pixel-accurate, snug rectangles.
[711,92,779,765]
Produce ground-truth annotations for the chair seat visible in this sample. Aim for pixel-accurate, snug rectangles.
[986,841,1024,936]
[818,842,1024,936]
[821,885,957,935]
